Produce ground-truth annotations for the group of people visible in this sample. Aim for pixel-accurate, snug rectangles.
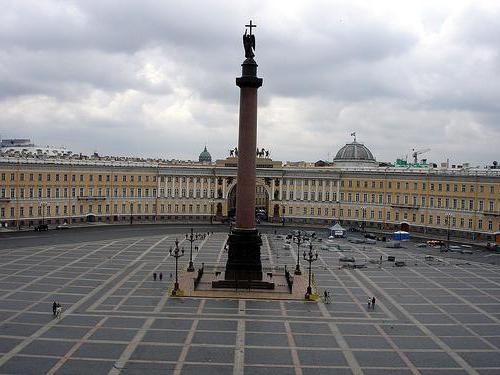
[52,301,62,318]
[367,296,376,310]
[153,272,163,281]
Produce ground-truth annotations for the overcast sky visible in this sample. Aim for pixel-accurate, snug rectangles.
[0,0,499,166]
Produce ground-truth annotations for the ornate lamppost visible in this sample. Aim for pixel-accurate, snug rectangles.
[293,230,306,275]
[169,239,184,296]
[185,228,196,272]
[209,199,214,224]
[446,213,452,252]
[303,242,318,299]
[39,201,46,226]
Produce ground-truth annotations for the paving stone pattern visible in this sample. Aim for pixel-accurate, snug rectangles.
[0,232,499,374]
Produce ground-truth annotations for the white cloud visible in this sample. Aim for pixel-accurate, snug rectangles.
[0,0,499,166]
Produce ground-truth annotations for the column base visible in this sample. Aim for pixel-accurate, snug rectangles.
[212,228,274,290]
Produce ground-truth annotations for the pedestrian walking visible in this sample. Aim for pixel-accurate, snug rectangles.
[159,272,163,281]
[324,290,328,304]
[367,297,372,310]
[52,301,57,317]
[55,302,62,318]
[153,272,157,281]
[372,296,376,310]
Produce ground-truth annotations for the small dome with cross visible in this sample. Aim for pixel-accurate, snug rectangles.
[198,146,212,163]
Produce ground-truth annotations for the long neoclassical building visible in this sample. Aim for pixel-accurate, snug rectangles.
[1,139,499,243]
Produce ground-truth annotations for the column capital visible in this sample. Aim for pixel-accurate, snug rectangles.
[236,76,263,88]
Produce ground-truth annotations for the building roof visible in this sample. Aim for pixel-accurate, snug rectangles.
[329,223,346,231]
[334,141,376,162]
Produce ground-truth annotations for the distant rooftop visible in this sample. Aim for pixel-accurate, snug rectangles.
[1,139,34,148]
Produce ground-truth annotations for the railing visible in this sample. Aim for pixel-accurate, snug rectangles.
[193,263,205,289]
[391,204,421,209]
[77,196,106,201]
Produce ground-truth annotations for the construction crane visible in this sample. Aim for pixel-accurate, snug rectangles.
[412,148,431,164]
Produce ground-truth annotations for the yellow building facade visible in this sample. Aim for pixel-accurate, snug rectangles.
[1,150,499,243]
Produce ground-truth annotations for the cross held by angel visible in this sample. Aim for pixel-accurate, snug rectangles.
[243,20,256,59]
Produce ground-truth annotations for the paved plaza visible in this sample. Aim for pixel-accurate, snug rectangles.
[0,228,500,374]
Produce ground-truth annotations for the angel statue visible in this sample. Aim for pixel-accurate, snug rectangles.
[243,30,255,58]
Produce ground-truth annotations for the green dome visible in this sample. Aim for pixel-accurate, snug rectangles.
[199,146,212,162]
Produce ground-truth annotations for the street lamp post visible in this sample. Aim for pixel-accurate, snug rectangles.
[129,202,133,225]
[282,205,285,226]
[293,230,306,275]
[186,228,196,272]
[169,239,184,295]
[39,201,46,226]
[209,199,214,224]
[446,213,451,252]
[303,242,318,299]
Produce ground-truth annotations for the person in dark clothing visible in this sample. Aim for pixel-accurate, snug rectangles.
[372,296,376,310]
[52,301,57,316]
[159,272,163,281]
[153,272,157,281]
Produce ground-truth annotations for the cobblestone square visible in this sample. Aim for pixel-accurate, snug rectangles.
[1,229,499,374]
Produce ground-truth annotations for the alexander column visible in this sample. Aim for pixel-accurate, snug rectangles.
[214,21,272,289]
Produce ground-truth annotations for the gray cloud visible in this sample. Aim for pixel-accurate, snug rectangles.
[0,0,499,166]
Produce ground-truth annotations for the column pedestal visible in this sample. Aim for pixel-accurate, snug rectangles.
[212,229,274,289]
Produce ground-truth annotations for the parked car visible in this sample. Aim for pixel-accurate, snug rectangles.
[427,240,445,247]
[56,223,70,230]
[34,224,48,231]
[364,233,377,240]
